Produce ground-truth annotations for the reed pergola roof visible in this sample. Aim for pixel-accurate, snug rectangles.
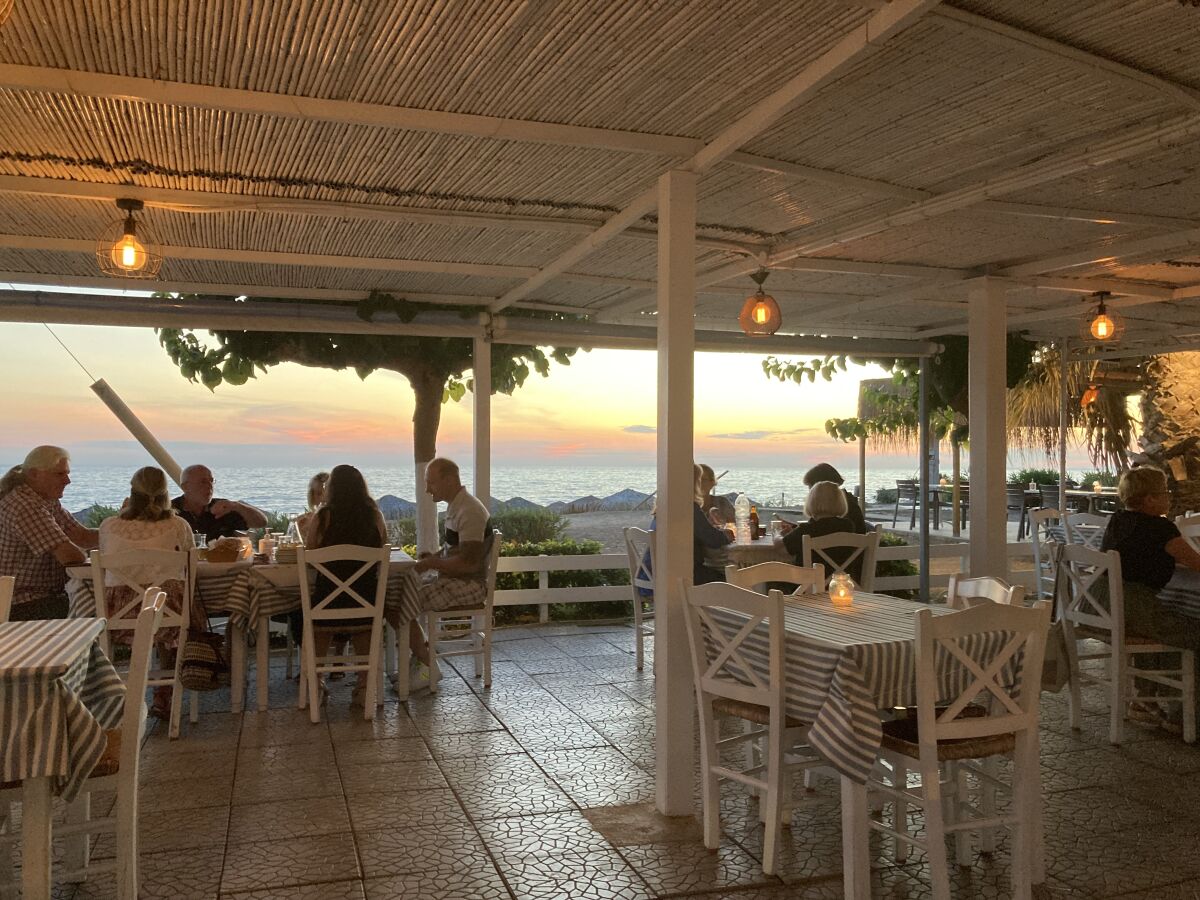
[0,0,1199,356]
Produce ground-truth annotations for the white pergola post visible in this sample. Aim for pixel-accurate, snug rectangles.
[967,276,1008,576]
[654,168,697,815]
[415,462,438,555]
[473,335,492,508]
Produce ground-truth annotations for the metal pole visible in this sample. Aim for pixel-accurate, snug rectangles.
[1059,338,1069,515]
[918,362,931,602]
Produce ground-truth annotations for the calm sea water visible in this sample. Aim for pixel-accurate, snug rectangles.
[62,464,931,514]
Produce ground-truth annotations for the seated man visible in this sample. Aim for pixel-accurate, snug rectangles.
[401,457,493,689]
[0,445,98,619]
[803,463,868,534]
[171,464,267,539]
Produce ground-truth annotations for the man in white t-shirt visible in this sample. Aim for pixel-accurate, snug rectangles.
[403,457,493,687]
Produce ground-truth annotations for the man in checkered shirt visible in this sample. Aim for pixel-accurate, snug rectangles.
[0,446,99,620]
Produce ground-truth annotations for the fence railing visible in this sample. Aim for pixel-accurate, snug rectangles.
[495,539,1041,619]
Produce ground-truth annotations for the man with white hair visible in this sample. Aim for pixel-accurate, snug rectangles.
[171,463,268,539]
[0,445,99,619]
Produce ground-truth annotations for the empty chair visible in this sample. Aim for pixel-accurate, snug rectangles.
[297,544,391,722]
[802,528,880,592]
[725,560,825,595]
[893,480,918,529]
[1005,485,1037,541]
[868,601,1050,900]
[1028,508,1063,602]
[683,580,822,875]
[1065,512,1109,550]
[623,526,655,671]
[427,530,503,694]
[1057,544,1195,745]
[0,588,168,900]
[946,574,1026,609]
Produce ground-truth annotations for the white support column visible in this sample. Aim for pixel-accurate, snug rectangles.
[654,168,697,816]
[473,335,493,508]
[415,461,438,555]
[968,277,1008,576]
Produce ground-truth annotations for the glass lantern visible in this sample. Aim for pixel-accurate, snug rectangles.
[828,572,856,607]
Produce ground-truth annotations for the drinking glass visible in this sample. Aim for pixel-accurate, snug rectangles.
[770,519,785,539]
[192,531,208,549]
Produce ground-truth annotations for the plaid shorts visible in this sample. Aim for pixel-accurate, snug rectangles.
[421,574,486,613]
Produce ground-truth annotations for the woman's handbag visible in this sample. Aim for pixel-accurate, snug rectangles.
[179,627,230,692]
[1040,541,1071,693]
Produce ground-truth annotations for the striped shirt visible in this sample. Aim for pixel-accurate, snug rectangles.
[0,484,78,607]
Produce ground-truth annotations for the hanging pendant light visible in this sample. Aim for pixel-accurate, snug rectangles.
[96,198,163,278]
[1080,383,1099,409]
[738,268,781,336]
[1081,291,1123,342]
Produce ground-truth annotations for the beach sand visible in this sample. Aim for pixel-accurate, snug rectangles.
[562,510,647,552]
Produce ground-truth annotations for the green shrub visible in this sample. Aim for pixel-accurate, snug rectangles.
[875,488,898,504]
[1077,470,1118,488]
[1008,468,1060,486]
[491,508,568,543]
[263,510,292,533]
[495,537,629,625]
[386,517,418,548]
[877,531,917,599]
[82,504,121,527]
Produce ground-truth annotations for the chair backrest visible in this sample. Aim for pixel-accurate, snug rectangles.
[0,574,13,623]
[913,600,1050,748]
[724,561,825,595]
[483,530,503,609]
[801,529,880,592]
[89,547,195,633]
[896,480,918,502]
[1029,507,1063,601]
[1176,513,1200,553]
[1065,512,1109,550]
[682,580,787,722]
[946,574,1026,609]
[119,589,167,789]
[1057,543,1124,642]
[623,526,655,598]
[297,544,392,625]
[1039,484,1060,507]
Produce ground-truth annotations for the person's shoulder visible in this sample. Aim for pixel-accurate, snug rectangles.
[170,495,184,509]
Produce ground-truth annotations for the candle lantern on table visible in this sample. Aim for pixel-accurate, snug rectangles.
[828,572,856,607]
[1092,480,1102,493]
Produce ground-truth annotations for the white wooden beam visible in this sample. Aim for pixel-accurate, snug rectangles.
[0,63,702,157]
[489,0,943,312]
[997,227,1200,277]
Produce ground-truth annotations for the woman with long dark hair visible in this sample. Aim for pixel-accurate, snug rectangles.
[302,464,388,707]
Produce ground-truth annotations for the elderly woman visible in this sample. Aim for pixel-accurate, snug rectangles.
[777,480,864,581]
[1100,466,1200,731]
[803,463,868,534]
[99,466,198,717]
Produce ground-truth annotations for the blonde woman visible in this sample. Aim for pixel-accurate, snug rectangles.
[645,465,731,585]
[776,480,863,580]
[296,471,330,534]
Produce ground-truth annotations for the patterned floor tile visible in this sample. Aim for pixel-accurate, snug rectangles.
[347,787,470,831]
[340,758,448,795]
[440,752,548,785]
[501,848,654,900]
[425,729,526,758]
[477,810,613,861]
[455,775,577,820]
[71,847,225,899]
[220,832,360,893]
[332,736,432,766]
[327,713,422,743]
[138,803,229,852]
[228,795,352,843]
[362,868,513,900]
[139,773,234,812]
[236,741,337,774]
[508,722,610,752]
[619,839,778,895]
[139,746,237,783]
[232,766,342,805]
[221,879,367,899]
[532,747,642,780]
[555,768,657,808]
[356,821,493,877]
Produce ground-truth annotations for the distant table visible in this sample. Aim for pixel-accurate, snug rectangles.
[1064,488,1120,514]
[725,536,791,567]
[0,618,124,900]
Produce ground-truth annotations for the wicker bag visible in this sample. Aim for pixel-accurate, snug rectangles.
[179,628,230,692]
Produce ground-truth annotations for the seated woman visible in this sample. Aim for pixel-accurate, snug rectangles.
[646,465,732,586]
[698,463,735,526]
[803,463,867,534]
[1100,466,1200,728]
[99,466,199,717]
[776,480,864,582]
[302,464,388,708]
[295,471,329,535]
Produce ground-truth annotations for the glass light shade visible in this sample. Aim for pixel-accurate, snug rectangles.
[828,572,855,607]
[738,290,781,336]
[110,231,148,272]
[1090,313,1116,341]
[96,202,163,279]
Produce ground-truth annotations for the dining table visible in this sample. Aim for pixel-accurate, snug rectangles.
[0,618,125,900]
[704,589,1038,899]
[66,548,417,712]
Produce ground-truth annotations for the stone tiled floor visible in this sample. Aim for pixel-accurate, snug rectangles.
[16,623,1200,899]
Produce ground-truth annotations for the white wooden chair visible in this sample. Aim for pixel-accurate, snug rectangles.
[427,530,503,695]
[1028,507,1062,602]
[1064,512,1109,550]
[0,575,12,623]
[868,601,1050,900]
[89,547,196,740]
[296,544,391,722]
[1058,544,1196,745]
[946,574,1026,609]
[801,528,880,592]
[623,526,655,671]
[1175,512,1200,554]
[725,560,825,595]
[0,588,168,900]
[682,580,823,875]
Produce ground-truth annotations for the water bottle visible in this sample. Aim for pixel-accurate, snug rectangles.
[734,493,751,543]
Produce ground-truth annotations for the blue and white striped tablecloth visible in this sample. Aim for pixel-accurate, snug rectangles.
[706,592,1013,785]
[0,618,125,801]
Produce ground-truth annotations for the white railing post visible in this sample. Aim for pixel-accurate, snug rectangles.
[538,555,549,623]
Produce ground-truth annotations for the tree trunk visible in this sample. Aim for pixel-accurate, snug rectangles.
[410,370,445,554]
[1140,352,1200,517]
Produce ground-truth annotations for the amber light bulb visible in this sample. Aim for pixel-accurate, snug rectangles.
[752,301,769,325]
[1090,313,1115,340]
[110,219,148,272]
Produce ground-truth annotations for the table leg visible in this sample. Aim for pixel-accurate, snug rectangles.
[22,776,52,900]
[63,791,91,880]
[840,775,870,900]
[228,621,246,713]
[257,618,271,712]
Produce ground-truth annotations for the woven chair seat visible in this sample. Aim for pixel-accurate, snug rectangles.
[713,697,808,729]
[880,715,1014,761]
[1073,623,1163,646]
[0,729,122,790]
